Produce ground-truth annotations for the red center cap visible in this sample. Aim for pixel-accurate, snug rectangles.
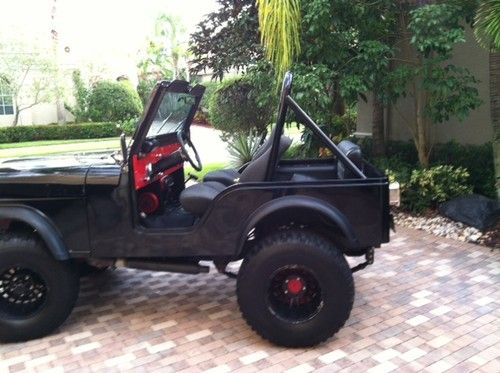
[287,277,304,295]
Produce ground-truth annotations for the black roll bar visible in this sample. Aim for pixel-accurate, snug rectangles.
[265,72,366,180]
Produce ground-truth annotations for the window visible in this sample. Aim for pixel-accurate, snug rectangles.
[0,86,14,115]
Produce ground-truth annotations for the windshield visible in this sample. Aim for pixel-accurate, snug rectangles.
[147,91,196,138]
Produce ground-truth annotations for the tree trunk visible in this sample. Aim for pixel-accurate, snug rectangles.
[372,93,386,157]
[490,51,500,199]
[415,86,430,168]
[12,100,19,126]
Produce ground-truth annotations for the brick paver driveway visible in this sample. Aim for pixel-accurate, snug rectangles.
[1,227,498,372]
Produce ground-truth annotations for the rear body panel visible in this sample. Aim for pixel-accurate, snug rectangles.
[85,168,389,259]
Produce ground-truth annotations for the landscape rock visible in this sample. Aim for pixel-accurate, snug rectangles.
[438,194,500,231]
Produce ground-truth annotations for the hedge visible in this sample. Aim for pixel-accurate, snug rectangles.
[0,123,123,144]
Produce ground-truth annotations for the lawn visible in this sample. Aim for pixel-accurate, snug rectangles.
[0,137,227,177]
[185,162,227,179]
[0,137,120,158]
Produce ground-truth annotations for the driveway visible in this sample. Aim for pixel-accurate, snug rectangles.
[0,227,498,372]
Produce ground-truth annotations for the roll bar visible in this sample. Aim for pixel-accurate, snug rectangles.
[265,72,366,180]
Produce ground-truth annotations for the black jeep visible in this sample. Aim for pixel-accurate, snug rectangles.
[0,73,391,347]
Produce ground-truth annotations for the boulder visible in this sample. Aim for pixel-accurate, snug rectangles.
[439,194,500,231]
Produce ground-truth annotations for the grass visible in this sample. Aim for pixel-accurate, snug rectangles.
[0,138,120,158]
[0,137,119,150]
[185,162,227,180]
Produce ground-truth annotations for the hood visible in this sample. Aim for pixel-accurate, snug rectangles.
[0,154,119,198]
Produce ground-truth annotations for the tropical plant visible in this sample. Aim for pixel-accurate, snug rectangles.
[474,0,500,49]
[138,14,189,81]
[226,131,266,167]
[256,0,301,82]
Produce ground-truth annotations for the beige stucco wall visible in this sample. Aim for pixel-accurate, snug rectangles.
[357,26,492,145]
[0,103,74,127]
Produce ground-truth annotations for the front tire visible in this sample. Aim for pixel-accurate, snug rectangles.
[0,235,80,343]
[237,230,354,347]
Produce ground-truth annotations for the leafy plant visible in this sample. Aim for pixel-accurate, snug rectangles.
[209,77,274,135]
[189,0,262,80]
[72,70,90,122]
[137,79,157,106]
[404,165,472,213]
[87,81,143,122]
[226,131,265,167]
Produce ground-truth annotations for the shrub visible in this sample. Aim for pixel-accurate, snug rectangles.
[356,138,495,199]
[372,156,412,190]
[0,123,121,143]
[118,117,139,136]
[208,76,274,135]
[88,81,143,122]
[404,165,473,213]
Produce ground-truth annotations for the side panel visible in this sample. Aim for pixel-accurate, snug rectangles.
[0,201,89,258]
[89,179,388,259]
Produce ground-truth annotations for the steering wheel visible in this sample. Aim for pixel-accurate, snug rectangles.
[177,131,202,171]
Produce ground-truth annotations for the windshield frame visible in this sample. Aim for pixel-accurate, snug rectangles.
[129,80,205,157]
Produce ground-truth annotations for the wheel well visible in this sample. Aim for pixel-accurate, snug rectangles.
[1,219,46,249]
[241,207,350,258]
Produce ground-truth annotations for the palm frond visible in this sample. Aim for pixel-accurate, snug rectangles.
[256,0,301,81]
[226,131,266,167]
[474,0,500,51]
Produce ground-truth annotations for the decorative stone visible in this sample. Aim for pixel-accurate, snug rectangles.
[439,194,500,231]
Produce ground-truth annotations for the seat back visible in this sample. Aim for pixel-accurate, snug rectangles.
[239,136,292,182]
[337,140,363,179]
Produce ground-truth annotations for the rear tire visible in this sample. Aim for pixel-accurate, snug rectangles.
[237,230,354,347]
[0,235,80,343]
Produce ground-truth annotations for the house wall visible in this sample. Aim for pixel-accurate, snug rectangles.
[0,103,74,127]
[356,27,492,145]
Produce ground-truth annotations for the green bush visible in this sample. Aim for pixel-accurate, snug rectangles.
[404,165,473,213]
[88,81,143,122]
[0,123,121,143]
[356,138,495,199]
[208,76,274,135]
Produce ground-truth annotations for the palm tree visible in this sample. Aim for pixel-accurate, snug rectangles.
[154,14,189,80]
[474,0,500,199]
[256,0,301,81]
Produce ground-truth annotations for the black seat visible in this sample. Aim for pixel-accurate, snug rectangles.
[203,133,275,185]
[337,140,363,179]
[180,136,292,216]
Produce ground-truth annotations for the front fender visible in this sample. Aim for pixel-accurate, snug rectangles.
[0,205,69,260]
[238,195,359,254]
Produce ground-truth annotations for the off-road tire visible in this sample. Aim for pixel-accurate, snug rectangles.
[237,230,354,347]
[0,235,80,343]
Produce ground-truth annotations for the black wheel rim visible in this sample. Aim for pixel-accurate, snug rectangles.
[0,267,47,318]
[267,265,323,323]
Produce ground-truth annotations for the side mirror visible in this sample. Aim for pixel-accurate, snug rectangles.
[120,133,128,162]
